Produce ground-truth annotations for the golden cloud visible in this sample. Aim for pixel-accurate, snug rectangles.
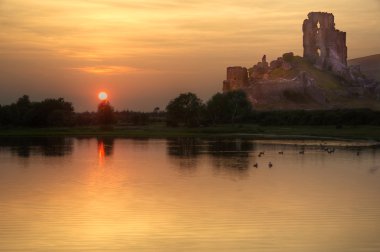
[70,65,141,75]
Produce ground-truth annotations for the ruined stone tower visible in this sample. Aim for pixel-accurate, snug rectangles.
[222,66,249,92]
[303,12,347,73]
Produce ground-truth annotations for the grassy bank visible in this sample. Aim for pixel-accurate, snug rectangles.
[1,124,380,141]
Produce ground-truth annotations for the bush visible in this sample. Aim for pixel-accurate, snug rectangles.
[166,92,204,127]
[206,90,252,124]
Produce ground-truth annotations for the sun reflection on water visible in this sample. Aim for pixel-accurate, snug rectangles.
[97,138,115,167]
[98,140,105,166]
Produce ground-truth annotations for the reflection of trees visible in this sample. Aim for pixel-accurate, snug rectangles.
[0,137,73,157]
[167,138,205,157]
[41,138,73,156]
[208,139,255,177]
[166,138,255,176]
[208,139,254,155]
[212,155,250,178]
[166,138,205,170]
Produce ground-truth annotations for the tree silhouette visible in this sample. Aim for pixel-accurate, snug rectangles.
[97,100,116,126]
[166,92,204,127]
[0,95,74,127]
[206,90,252,124]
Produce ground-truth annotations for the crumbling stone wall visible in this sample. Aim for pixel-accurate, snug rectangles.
[245,71,325,107]
[303,12,347,74]
[224,53,295,93]
[248,55,270,80]
[223,66,249,92]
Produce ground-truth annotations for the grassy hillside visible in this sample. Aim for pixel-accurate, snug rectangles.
[293,56,342,90]
[348,54,380,81]
[268,56,342,90]
[261,55,380,110]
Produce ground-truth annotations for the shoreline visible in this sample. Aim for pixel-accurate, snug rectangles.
[1,125,380,142]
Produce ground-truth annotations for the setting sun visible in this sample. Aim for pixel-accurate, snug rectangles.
[98,92,108,101]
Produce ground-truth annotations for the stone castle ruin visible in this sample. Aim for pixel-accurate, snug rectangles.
[303,12,347,73]
[222,12,380,109]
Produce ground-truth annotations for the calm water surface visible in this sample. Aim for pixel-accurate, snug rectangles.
[0,137,380,251]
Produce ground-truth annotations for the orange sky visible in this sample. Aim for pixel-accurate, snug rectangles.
[1,0,379,111]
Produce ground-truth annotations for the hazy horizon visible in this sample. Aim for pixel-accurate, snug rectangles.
[1,0,379,111]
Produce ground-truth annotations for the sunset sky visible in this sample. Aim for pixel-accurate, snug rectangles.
[1,0,379,111]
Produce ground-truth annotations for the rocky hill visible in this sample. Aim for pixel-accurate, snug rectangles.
[348,54,380,81]
[222,12,380,110]
[224,53,380,110]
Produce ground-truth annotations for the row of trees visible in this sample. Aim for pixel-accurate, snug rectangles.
[76,107,163,126]
[0,95,164,127]
[0,91,251,128]
[0,95,74,127]
[1,93,380,127]
[165,92,380,127]
[166,91,252,127]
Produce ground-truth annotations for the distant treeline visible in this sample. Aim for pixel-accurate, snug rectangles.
[0,95,74,127]
[0,95,164,127]
[166,91,380,127]
[76,110,165,126]
[1,94,380,127]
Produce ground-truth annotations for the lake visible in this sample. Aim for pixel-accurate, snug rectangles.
[1,137,380,251]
